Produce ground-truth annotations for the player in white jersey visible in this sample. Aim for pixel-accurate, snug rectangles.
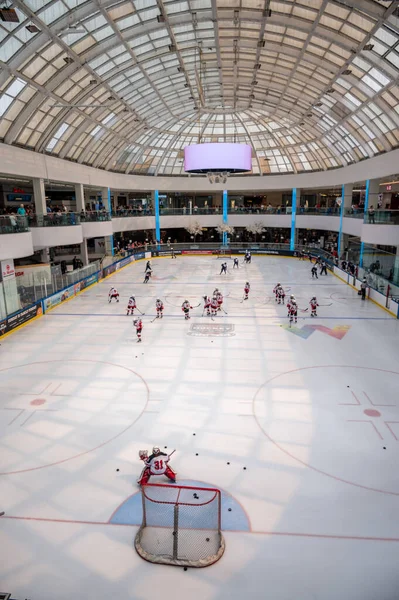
[288,296,298,326]
[133,317,143,342]
[182,300,192,320]
[155,298,164,318]
[277,285,285,305]
[203,295,211,316]
[126,295,136,315]
[137,447,176,485]
[108,287,119,303]
[273,283,281,302]
[216,290,223,311]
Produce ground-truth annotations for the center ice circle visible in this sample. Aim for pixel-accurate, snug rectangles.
[0,359,149,475]
[253,366,399,496]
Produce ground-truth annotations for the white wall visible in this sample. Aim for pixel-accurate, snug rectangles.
[112,216,155,233]
[31,226,83,249]
[361,224,399,246]
[3,142,399,192]
[342,217,363,237]
[296,215,340,232]
[0,232,33,260]
[82,221,113,239]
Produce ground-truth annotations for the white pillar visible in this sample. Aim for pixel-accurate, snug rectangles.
[342,183,353,211]
[33,177,46,215]
[75,183,85,213]
[80,240,89,266]
[366,179,379,214]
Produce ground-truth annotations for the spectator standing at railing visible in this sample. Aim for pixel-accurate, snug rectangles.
[194,204,198,214]
[17,203,26,216]
[368,205,375,224]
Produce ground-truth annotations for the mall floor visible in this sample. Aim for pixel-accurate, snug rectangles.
[0,255,398,600]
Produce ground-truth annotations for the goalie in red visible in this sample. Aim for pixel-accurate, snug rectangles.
[137,447,176,486]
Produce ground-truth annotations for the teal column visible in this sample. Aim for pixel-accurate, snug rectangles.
[154,190,160,249]
[222,190,228,246]
[359,180,370,268]
[338,184,345,257]
[290,188,297,251]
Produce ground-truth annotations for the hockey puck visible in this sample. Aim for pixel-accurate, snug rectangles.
[116,468,119,472]
[383,447,386,450]
[193,433,196,436]
[184,567,187,571]
[227,462,230,465]
[206,538,210,542]
[228,508,232,512]
[164,446,167,449]
[243,467,246,470]
[196,453,198,456]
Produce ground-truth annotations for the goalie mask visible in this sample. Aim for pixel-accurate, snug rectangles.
[152,447,161,455]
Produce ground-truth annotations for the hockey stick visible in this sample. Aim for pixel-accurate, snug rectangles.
[150,315,159,323]
[220,306,228,314]
[136,307,145,315]
[299,308,309,313]
[168,449,176,458]
[318,302,333,307]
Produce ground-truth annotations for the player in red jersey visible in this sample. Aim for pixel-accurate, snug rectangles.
[244,282,250,300]
[310,296,319,317]
[126,295,136,315]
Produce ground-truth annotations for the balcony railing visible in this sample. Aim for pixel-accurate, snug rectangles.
[79,210,111,222]
[29,213,81,227]
[114,207,154,217]
[0,214,30,234]
[364,209,399,225]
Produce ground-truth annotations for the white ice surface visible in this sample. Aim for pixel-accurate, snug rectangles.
[1,255,399,600]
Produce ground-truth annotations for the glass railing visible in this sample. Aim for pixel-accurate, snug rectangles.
[114,208,154,217]
[227,206,339,215]
[344,208,365,219]
[79,210,111,222]
[29,213,81,227]
[364,210,399,225]
[0,214,30,233]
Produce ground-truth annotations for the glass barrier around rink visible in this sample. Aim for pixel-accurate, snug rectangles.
[0,214,30,233]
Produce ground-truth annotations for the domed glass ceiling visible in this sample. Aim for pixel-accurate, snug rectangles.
[0,0,399,176]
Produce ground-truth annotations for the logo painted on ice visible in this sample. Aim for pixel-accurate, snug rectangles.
[188,323,235,337]
[281,324,351,340]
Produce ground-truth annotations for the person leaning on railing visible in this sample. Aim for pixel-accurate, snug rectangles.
[368,205,375,224]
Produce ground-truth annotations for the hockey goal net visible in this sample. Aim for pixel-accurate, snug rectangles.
[135,483,225,567]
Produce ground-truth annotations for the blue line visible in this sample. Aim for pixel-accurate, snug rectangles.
[47,313,393,320]
[155,190,160,250]
[290,188,297,251]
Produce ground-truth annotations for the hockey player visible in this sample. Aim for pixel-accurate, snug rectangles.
[311,265,318,279]
[137,447,176,486]
[216,290,224,311]
[220,262,227,275]
[244,281,250,300]
[171,247,176,259]
[211,295,218,317]
[244,251,251,264]
[108,287,119,303]
[273,283,281,302]
[134,317,143,342]
[155,298,164,318]
[320,261,328,276]
[288,296,298,326]
[145,260,151,272]
[126,295,137,316]
[277,285,285,305]
[203,295,211,316]
[182,299,193,320]
[233,257,239,269]
[310,296,319,317]
[143,270,152,284]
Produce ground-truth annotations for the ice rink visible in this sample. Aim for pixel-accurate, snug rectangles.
[1,254,399,600]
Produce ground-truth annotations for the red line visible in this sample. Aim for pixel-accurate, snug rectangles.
[347,420,383,440]
[339,391,361,406]
[0,359,150,476]
[19,411,35,427]
[2,515,399,543]
[252,365,399,497]
[385,422,399,441]
[363,391,395,407]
